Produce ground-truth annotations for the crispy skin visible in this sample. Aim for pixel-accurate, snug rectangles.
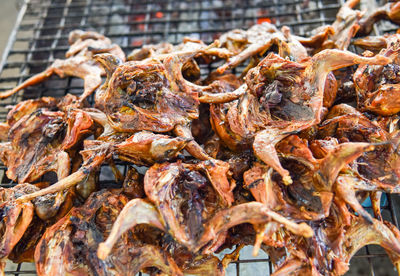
[245,135,373,221]
[211,49,389,183]
[0,107,93,183]
[98,59,198,133]
[98,160,312,259]
[0,184,37,261]
[35,190,182,276]
[354,36,400,115]
[318,105,399,191]
[0,97,58,141]
[0,30,125,101]
[94,45,242,160]
[297,0,362,51]
[271,210,400,276]
[359,2,400,36]
[143,161,234,250]
[3,19,400,276]
[0,109,68,183]
[317,105,400,221]
[115,131,188,165]
[8,214,46,263]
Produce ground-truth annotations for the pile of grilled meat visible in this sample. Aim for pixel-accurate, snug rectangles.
[1,0,400,275]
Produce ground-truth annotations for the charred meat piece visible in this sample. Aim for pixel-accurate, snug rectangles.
[122,166,144,199]
[0,97,59,141]
[318,104,399,191]
[359,1,400,36]
[15,126,188,205]
[97,161,312,259]
[211,49,389,183]
[143,161,236,251]
[297,0,362,51]
[244,135,374,221]
[16,138,113,205]
[333,67,357,104]
[127,42,174,61]
[0,184,37,264]
[6,97,58,125]
[216,23,311,74]
[216,23,281,74]
[191,73,243,151]
[7,214,47,264]
[353,33,400,52]
[112,131,188,166]
[271,208,400,276]
[354,36,400,116]
[317,105,400,221]
[0,106,93,183]
[0,30,125,101]
[0,97,59,136]
[35,189,183,276]
[95,58,198,133]
[318,104,388,142]
[94,44,242,160]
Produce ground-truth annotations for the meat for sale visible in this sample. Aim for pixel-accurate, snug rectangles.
[296,0,362,51]
[97,160,312,259]
[0,103,93,183]
[359,1,400,35]
[354,35,400,115]
[35,189,183,276]
[94,44,242,160]
[0,30,125,101]
[271,208,400,276]
[211,49,389,183]
[0,10,400,275]
[0,184,37,264]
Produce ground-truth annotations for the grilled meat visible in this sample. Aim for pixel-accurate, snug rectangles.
[0,30,125,101]
[296,0,362,52]
[359,1,400,36]
[35,189,183,276]
[354,35,400,115]
[271,208,400,276]
[317,104,400,221]
[0,184,37,265]
[1,12,400,276]
[97,160,312,259]
[211,49,389,183]
[94,44,242,160]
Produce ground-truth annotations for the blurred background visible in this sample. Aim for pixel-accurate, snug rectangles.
[0,0,18,55]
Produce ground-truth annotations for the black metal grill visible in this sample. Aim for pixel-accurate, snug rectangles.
[0,0,399,275]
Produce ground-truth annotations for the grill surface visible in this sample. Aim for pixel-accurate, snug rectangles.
[0,0,399,275]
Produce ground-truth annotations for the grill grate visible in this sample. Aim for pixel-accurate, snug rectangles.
[0,0,399,275]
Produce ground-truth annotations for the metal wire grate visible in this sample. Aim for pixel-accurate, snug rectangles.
[0,0,399,275]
